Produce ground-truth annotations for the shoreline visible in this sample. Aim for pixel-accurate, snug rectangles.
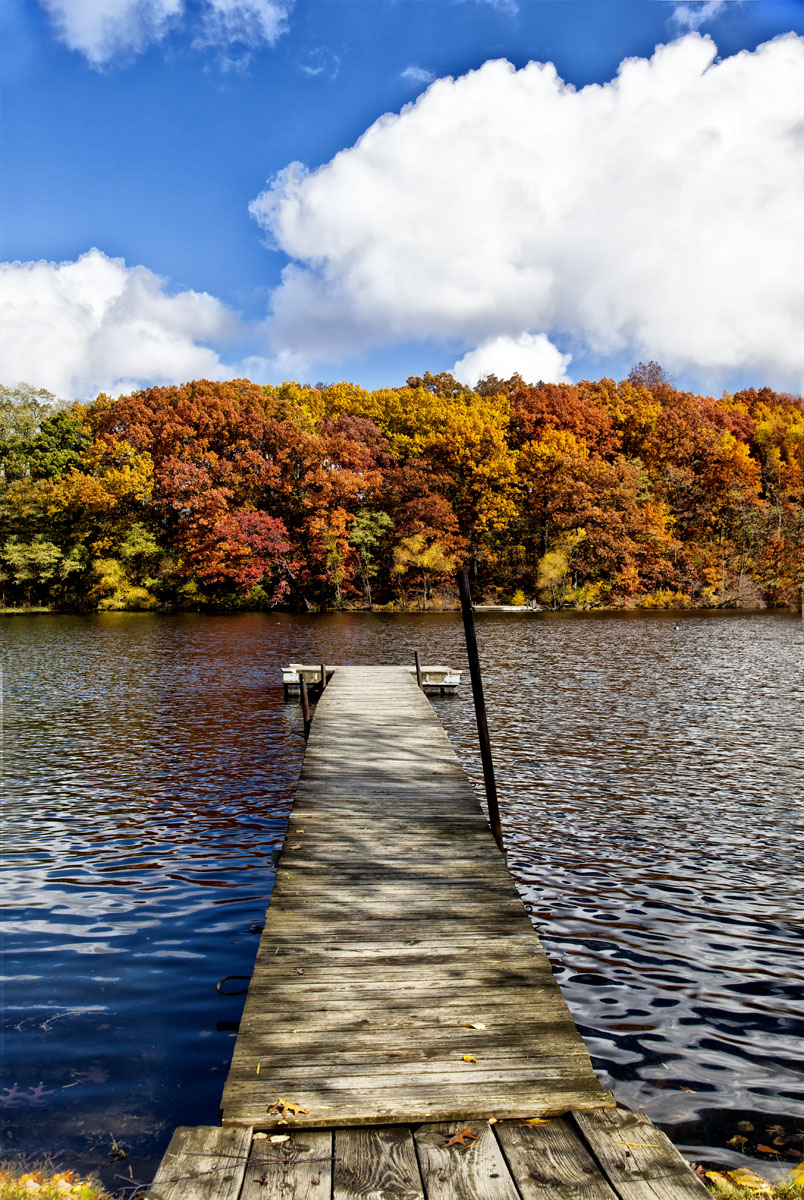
[2,602,799,617]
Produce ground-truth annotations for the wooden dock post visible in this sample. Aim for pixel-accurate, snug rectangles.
[414,649,423,689]
[457,568,504,853]
[299,672,311,740]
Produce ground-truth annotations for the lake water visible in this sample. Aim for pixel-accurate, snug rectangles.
[1,610,803,1187]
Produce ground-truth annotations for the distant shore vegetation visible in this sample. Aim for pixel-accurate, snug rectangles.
[1,365,801,614]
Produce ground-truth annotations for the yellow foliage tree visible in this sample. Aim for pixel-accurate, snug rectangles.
[392,533,459,611]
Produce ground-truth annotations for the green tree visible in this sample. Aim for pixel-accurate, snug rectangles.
[348,509,393,607]
[1,536,62,606]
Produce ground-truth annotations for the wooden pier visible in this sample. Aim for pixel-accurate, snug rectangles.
[148,666,708,1200]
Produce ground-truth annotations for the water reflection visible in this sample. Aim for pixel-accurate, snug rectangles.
[1,610,802,1182]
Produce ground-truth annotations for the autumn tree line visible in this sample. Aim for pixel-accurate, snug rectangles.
[0,365,802,613]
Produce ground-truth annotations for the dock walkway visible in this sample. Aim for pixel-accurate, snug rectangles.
[221,665,607,1127]
[148,666,709,1200]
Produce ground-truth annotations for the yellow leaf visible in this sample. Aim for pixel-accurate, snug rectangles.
[462,1054,478,1063]
[705,1171,736,1192]
[523,1118,550,1126]
[726,1168,773,1192]
[789,1163,804,1185]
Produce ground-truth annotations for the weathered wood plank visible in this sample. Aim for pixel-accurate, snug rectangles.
[414,1122,519,1200]
[148,1125,252,1200]
[333,1127,424,1200]
[240,1130,332,1200]
[573,1110,709,1200]
[250,937,541,959]
[234,1024,583,1053]
[222,1088,614,1131]
[496,1117,617,1200]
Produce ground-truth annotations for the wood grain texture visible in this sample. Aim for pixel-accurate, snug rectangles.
[221,665,607,1129]
[147,1125,252,1200]
[496,1117,616,1200]
[333,1126,424,1200]
[240,1130,332,1200]
[573,1110,710,1200]
[414,1122,519,1200]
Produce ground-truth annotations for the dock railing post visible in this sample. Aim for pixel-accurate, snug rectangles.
[414,650,423,689]
[320,663,327,691]
[457,569,504,853]
[299,672,311,741]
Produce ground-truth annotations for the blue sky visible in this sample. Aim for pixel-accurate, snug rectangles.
[1,0,803,400]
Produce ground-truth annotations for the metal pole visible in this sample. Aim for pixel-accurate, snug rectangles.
[299,672,311,740]
[457,569,504,853]
[414,650,423,689]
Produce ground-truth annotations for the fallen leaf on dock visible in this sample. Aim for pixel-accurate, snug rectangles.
[726,1135,748,1147]
[269,1135,290,1144]
[290,845,301,850]
[442,1128,478,1149]
[269,1098,309,1119]
[465,1022,487,1029]
[523,1118,550,1127]
[462,1055,478,1063]
[756,1146,777,1155]
[253,1133,268,1140]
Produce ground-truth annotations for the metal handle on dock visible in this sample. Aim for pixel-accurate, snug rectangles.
[457,569,504,853]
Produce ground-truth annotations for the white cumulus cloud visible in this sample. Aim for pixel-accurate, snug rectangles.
[454,332,572,386]
[38,0,292,65]
[0,249,241,399]
[252,33,804,390]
